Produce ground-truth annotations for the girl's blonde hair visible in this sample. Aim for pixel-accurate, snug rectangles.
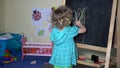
[51,5,73,29]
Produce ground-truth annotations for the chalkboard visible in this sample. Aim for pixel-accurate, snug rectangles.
[66,0,113,47]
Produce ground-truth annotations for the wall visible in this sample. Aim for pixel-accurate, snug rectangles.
[117,0,120,67]
[4,0,63,43]
[0,0,5,33]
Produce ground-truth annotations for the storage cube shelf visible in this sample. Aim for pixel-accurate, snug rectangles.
[22,42,52,60]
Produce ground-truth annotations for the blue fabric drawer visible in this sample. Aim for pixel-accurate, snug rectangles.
[0,40,7,57]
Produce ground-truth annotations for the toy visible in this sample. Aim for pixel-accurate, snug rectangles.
[30,60,37,64]
[3,50,17,63]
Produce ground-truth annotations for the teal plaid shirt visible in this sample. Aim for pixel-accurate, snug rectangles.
[49,26,79,66]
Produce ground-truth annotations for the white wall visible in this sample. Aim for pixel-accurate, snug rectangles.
[4,0,63,42]
[0,0,5,33]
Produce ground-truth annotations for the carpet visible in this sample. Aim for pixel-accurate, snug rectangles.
[42,64,53,68]
[0,52,51,68]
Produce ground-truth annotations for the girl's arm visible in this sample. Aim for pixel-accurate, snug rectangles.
[75,21,87,33]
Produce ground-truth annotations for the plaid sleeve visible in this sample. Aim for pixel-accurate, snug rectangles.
[50,28,55,42]
[68,26,79,38]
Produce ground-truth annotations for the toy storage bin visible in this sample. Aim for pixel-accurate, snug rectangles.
[0,40,7,57]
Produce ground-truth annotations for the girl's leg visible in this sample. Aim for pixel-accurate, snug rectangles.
[54,65,72,68]
[70,65,72,68]
[54,66,59,68]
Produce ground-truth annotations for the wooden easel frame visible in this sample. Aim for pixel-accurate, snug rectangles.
[63,0,118,68]
[104,0,117,68]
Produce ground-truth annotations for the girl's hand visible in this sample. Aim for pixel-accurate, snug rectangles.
[75,21,82,26]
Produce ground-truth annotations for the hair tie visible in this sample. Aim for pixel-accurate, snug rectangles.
[51,7,56,11]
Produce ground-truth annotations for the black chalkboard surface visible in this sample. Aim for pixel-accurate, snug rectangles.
[66,0,113,47]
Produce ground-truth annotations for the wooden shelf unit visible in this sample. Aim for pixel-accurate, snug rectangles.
[76,43,105,68]
[76,43,107,52]
[77,60,104,68]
